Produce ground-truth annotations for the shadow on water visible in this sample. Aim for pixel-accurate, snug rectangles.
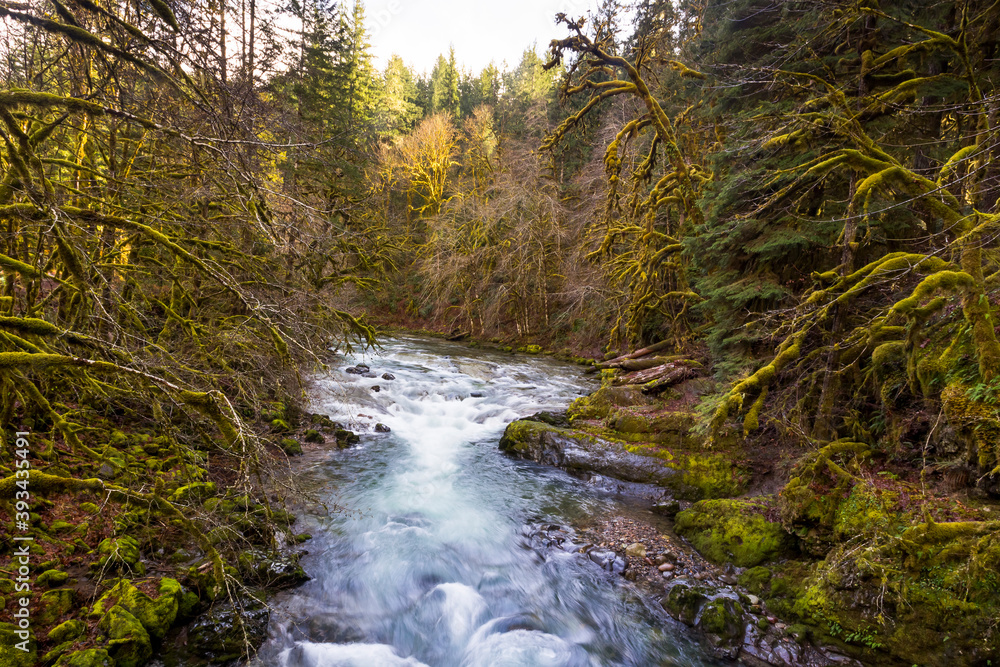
[251,336,727,667]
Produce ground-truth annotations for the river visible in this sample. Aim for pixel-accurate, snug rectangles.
[251,335,722,667]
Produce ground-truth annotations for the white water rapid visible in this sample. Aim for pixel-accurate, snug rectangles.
[251,335,721,667]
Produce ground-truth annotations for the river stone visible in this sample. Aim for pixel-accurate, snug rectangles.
[498,419,681,487]
[651,500,681,517]
[382,372,395,380]
[625,542,646,559]
[375,423,391,433]
[661,582,710,626]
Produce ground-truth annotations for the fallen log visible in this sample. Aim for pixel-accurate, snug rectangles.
[613,362,697,389]
[597,339,675,368]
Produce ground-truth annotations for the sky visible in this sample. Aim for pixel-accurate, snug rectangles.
[363,0,626,75]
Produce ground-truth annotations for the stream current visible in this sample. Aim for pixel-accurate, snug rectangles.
[252,335,720,667]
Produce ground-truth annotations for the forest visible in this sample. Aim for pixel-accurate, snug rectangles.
[1,0,999,665]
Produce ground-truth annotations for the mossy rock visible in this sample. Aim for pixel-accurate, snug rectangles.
[44,640,78,665]
[262,400,287,422]
[169,481,217,504]
[280,437,303,454]
[567,385,658,421]
[303,429,324,443]
[92,578,182,641]
[54,648,114,667]
[36,569,70,588]
[0,578,15,594]
[37,588,75,625]
[674,498,793,567]
[270,418,291,432]
[334,429,360,448]
[96,536,143,573]
[661,582,710,625]
[674,453,749,500]
[49,520,76,535]
[696,596,745,658]
[48,618,86,644]
[523,344,542,354]
[99,605,152,667]
[737,566,772,595]
[0,621,36,666]
[832,483,902,541]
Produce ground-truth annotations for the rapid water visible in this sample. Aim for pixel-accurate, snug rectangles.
[253,335,721,667]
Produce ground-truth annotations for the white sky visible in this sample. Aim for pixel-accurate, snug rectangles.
[364,0,627,75]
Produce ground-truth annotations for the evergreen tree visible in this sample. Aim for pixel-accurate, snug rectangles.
[377,55,422,136]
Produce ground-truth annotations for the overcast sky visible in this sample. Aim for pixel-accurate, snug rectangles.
[363,0,625,75]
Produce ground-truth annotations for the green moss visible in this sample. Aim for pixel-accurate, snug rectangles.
[698,597,745,642]
[49,520,75,535]
[99,605,152,667]
[303,429,323,443]
[91,578,181,641]
[54,648,114,667]
[270,418,290,432]
[97,536,142,572]
[675,453,748,499]
[674,498,793,567]
[0,622,37,666]
[832,484,901,541]
[661,583,709,625]
[738,566,772,595]
[281,437,303,454]
[37,569,70,588]
[37,588,75,625]
[568,385,657,421]
[48,619,86,643]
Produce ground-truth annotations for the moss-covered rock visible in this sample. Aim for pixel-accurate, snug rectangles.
[737,566,773,595]
[567,385,657,421]
[674,498,793,567]
[96,536,143,573]
[499,419,680,486]
[169,481,217,504]
[696,596,745,659]
[660,582,710,625]
[36,569,69,588]
[281,437,303,455]
[37,588,75,625]
[674,453,748,500]
[55,648,114,667]
[49,520,76,535]
[48,618,86,644]
[99,605,152,667]
[91,578,182,641]
[0,621,36,667]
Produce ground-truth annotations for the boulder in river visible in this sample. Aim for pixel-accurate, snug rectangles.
[498,418,681,487]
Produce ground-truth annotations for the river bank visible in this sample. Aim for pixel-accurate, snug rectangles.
[498,343,1000,666]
